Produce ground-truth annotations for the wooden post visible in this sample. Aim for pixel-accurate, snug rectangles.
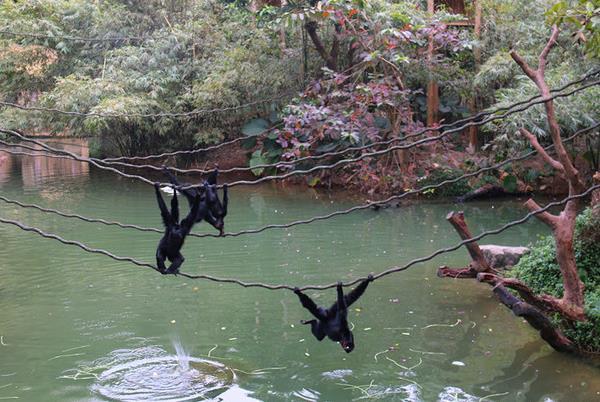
[473,0,482,64]
[592,172,600,216]
[426,0,439,128]
[279,0,288,54]
[467,0,482,153]
[426,81,439,128]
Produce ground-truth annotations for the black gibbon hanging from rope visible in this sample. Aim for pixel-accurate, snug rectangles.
[294,275,373,352]
[154,183,202,274]
[163,167,228,236]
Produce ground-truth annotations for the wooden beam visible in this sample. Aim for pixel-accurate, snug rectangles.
[426,0,439,128]
[468,0,482,153]
[426,81,439,127]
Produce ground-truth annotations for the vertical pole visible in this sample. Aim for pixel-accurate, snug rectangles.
[468,0,482,153]
[473,0,482,64]
[302,24,308,83]
[426,0,439,129]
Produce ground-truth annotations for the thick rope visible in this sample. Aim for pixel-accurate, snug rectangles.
[0,186,597,291]
[1,122,596,239]
[2,79,597,191]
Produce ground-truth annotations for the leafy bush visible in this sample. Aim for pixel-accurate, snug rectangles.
[416,168,472,198]
[0,1,302,157]
[511,208,600,352]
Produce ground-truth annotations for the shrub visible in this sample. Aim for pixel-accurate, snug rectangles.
[416,168,472,198]
[511,208,600,352]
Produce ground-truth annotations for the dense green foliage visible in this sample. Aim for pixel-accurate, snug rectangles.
[0,0,302,156]
[511,208,600,352]
[416,167,472,197]
[477,0,599,154]
[0,0,598,173]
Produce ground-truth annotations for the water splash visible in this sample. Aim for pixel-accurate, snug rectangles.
[172,338,191,374]
[85,345,240,401]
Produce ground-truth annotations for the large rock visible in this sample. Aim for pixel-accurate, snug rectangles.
[480,245,530,269]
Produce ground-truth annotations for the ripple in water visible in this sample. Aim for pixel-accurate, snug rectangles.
[89,343,238,401]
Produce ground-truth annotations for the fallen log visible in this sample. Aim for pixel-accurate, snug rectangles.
[456,183,528,203]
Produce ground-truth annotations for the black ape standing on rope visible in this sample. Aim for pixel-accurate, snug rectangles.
[154,183,201,274]
[294,275,373,352]
[163,167,228,236]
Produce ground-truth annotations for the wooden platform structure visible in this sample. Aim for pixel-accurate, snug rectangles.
[427,0,482,152]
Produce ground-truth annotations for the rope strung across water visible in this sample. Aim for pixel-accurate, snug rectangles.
[2,122,597,239]
[217,81,600,189]
[0,186,597,291]
[2,69,596,168]
[2,79,597,191]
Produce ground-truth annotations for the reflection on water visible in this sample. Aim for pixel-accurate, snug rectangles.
[0,138,89,189]
[0,142,599,401]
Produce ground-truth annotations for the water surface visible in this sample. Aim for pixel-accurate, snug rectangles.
[0,140,598,401]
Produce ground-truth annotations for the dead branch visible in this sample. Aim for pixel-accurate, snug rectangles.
[477,273,563,314]
[446,211,493,273]
[510,26,583,191]
[492,285,574,353]
[437,266,477,278]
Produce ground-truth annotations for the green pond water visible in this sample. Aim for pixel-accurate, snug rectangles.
[0,140,599,401]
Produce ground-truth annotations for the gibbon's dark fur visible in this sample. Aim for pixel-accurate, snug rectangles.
[154,183,201,274]
[163,167,228,236]
[294,276,373,352]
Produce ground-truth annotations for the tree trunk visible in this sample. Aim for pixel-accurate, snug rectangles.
[510,25,586,321]
[305,21,338,71]
[592,171,600,216]
[438,26,591,355]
